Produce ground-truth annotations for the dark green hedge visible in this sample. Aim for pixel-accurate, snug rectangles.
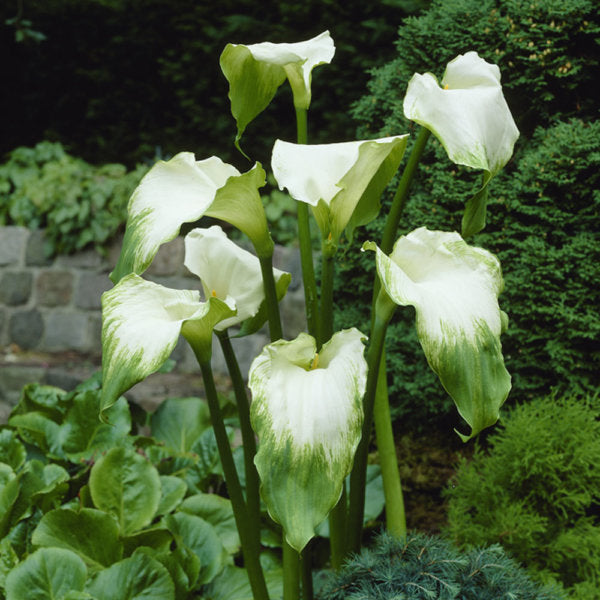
[1,0,426,168]
[334,0,600,430]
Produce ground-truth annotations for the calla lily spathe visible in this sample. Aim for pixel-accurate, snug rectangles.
[184,225,291,332]
[271,135,408,243]
[110,153,272,283]
[100,274,236,416]
[249,328,368,552]
[220,31,335,148]
[403,52,519,236]
[365,227,511,441]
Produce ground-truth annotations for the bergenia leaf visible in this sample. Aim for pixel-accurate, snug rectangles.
[271,135,407,242]
[100,275,234,415]
[220,31,334,149]
[184,225,290,332]
[249,328,367,551]
[366,228,511,441]
[403,52,519,236]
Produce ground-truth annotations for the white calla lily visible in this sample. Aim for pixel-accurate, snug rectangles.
[111,153,271,283]
[220,31,335,148]
[249,328,368,552]
[184,225,290,332]
[403,52,519,236]
[365,227,511,441]
[272,135,408,242]
[101,274,236,416]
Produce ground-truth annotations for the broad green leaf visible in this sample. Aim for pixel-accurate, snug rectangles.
[89,447,161,535]
[0,429,26,470]
[151,396,211,453]
[367,228,511,440]
[8,412,62,457]
[0,473,19,538]
[5,548,87,600]
[205,565,284,600]
[32,508,123,569]
[9,384,66,420]
[220,31,334,149]
[249,329,367,551]
[163,512,227,585]
[180,493,240,554]
[271,135,407,243]
[0,537,19,590]
[184,225,289,331]
[86,552,175,600]
[155,476,187,516]
[122,526,173,557]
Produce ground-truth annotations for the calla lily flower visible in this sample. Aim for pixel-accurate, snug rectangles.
[364,227,511,441]
[100,274,236,416]
[249,328,367,552]
[220,31,335,148]
[403,52,519,237]
[271,135,408,243]
[111,152,272,284]
[184,225,291,333]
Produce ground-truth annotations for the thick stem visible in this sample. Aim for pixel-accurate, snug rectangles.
[301,544,314,600]
[347,292,395,553]
[283,540,300,600]
[295,107,320,340]
[318,248,335,347]
[199,360,270,600]
[328,486,347,570]
[373,352,406,540]
[259,254,283,342]
[380,126,431,255]
[217,331,262,535]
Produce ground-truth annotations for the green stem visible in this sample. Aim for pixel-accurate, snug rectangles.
[283,540,300,600]
[259,254,283,342]
[328,486,347,570]
[295,107,320,340]
[301,544,314,600]
[347,292,396,554]
[373,351,406,540]
[199,360,270,600]
[380,126,431,255]
[319,248,335,346]
[217,331,262,537]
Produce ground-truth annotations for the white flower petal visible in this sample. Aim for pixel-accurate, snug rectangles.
[111,153,240,282]
[183,226,288,331]
[370,228,511,439]
[101,275,209,414]
[403,51,519,175]
[249,329,367,551]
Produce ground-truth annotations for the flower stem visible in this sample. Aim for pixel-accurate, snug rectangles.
[217,331,262,538]
[319,247,336,346]
[295,107,320,340]
[373,351,406,540]
[283,540,300,600]
[347,291,396,554]
[301,545,314,600]
[380,126,431,254]
[259,253,283,342]
[199,360,270,600]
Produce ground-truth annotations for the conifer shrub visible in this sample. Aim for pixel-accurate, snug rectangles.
[445,394,600,598]
[318,531,566,599]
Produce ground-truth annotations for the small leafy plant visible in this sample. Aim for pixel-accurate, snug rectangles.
[445,394,600,598]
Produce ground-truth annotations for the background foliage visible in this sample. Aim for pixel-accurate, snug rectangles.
[334,0,600,430]
[444,394,600,599]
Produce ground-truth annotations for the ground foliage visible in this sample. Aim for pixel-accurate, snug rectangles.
[445,394,600,598]
[334,0,600,429]
[317,531,566,600]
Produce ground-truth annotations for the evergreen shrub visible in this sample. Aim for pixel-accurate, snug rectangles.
[318,531,566,599]
[0,141,148,256]
[334,0,600,428]
[445,394,600,598]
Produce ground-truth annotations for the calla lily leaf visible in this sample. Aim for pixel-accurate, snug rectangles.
[403,52,519,236]
[184,225,290,334]
[249,328,367,552]
[110,155,270,283]
[220,31,334,150]
[101,275,235,416]
[365,228,511,441]
[271,135,407,243]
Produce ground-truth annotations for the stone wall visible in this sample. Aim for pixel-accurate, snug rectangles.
[0,225,306,418]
